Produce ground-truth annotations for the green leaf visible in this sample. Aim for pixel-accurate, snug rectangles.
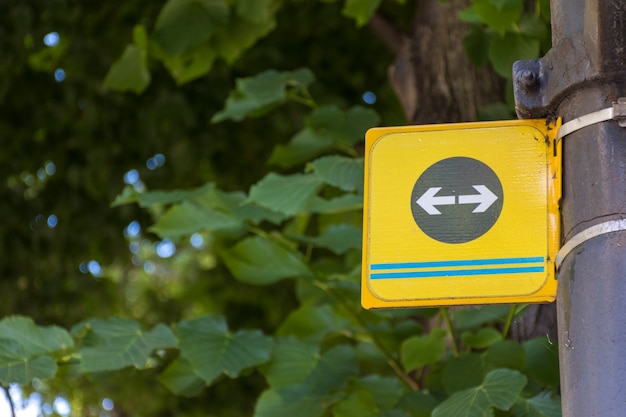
[111,185,138,207]
[276,304,350,344]
[461,327,502,349]
[352,375,404,409]
[247,173,324,216]
[471,0,523,36]
[307,156,364,194]
[523,338,559,387]
[255,384,340,417]
[0,339,57,385]
[396,391,439,417]
[158,358,206,397]
[443,353,486,394]
[0,316,73,356]
[149,200,245,239]
[305,345,358,392]
[152,0,229,56]
[308,105,380,146]
[262,338,319,388]
[80,319,176,373]
[223,194,287,226]
[432,369,527,417]
[256,344,357,417]
[488,32,540,78]
[235,0,276,23]
[537,0,550,20]
[268,128,335,169]
[485,340,526,371]
[159,43,217,84]
[290,223,362,255]
[333,389,379,417]
[463,25,491,67]
[132,25,149,52]
[221,235,312,284]
[212,68,314,122]
[510,392,562,417]
[478,102,514,121]
[342,0,382,26]
[453,306,511,330]
[517,13,549,40]
[401,328,446,372]
[214,11,276,63]
[103,44,151,94]
[309,194,363,213]
[135,183,215,207]
[458,7,483,24]
[176,315,273,384]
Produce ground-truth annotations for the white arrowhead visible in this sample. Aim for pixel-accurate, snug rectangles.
[458,185,498,213]
[416,187,455,215]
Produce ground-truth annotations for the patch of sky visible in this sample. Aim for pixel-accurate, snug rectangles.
[47,215,58,228]
[146,154,166,170]
[125,220,141,238]
[53,397,71,416]
[54,69,65,82]
[144,260,156,274]
[43,32,60,47]
[362,91,377,105]
[102,399,114,411]
[190,233,204,248]
[129,241,140,254]
[87,260,102,277]
[0,385,41,416]
[124,169,139,185]
[156,239,176,258]
[45,161,56,176]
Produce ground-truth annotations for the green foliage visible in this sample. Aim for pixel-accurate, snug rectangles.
[103,44,151,94]
[104,0,282,90]
[221,235,312,284]
[401,328,446,372]
[343,0,384,26]
[0,317,72,384]
[1,0,557,415]
[211,68,315,122]
[1,63,560,415]
[76,318,176,372]
[432,369,527,417]
[461,0,550,81]
[175,315,273,383]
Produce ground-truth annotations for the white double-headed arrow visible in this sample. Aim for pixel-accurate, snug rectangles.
[416,185,498,215]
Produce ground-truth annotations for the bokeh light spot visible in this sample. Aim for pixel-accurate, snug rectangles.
[43,32,60,47]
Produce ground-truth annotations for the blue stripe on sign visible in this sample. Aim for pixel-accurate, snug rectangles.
[370,266,545,280]
[370,257,545,270]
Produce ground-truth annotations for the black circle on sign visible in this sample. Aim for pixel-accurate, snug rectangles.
[411,157,503,244]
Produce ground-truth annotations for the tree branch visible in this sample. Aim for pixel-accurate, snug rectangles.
[368,11,405,56]
[1,384,16,417]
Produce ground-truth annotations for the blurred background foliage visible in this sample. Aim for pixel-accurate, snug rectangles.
[0,0,557,416]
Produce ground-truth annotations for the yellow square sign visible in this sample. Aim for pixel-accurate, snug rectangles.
[362,120,561,309]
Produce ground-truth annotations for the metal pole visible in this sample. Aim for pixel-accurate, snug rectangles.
[514,1,626,416]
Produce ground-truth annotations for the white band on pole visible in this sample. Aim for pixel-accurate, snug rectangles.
[556,107,614,142]
[556,98,626,143]
[555,219,626,269]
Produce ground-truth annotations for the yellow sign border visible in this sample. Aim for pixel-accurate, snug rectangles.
[362,119,561,309]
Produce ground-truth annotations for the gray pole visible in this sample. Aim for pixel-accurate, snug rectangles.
[514,1,626,416]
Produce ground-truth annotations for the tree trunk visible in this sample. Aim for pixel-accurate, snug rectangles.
[372,0,558,341]
[388,0,503,124]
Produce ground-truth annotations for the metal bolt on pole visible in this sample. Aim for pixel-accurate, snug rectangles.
[514,1,626,416]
